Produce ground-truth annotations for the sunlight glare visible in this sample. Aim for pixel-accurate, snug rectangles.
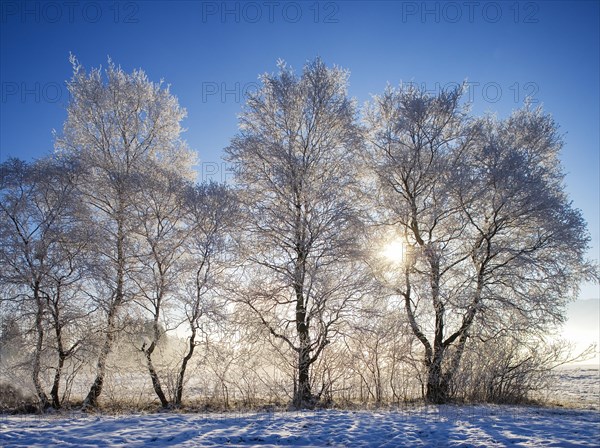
[382,240,404,263]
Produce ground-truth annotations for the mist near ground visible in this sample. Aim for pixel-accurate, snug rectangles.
[562,299,600,366]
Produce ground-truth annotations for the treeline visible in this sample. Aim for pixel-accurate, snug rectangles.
[0,57,596,411]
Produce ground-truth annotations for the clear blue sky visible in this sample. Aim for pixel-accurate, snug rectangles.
[1,0,598,300]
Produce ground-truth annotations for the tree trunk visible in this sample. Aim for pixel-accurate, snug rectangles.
[32,285,49,410]
[82,310,117,409]
[425,252,449,404]
[291,189,315,409]
[83,209,126,410]
[433,274,484,401]
[293,277,313,408]
[50,349,66,409]
[295,336,312,408]
[174,328,196,407]
[374,342,383,405]
[144,345,169,408]
[425,354,448,404]
[143,309,169,407]
[50,299,68,409]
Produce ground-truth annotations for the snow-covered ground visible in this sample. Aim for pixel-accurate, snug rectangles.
[545,366,600,410]
[1,405,599,447]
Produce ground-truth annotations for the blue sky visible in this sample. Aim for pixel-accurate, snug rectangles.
[1,0,599,301]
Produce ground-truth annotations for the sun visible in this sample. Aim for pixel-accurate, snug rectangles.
[382,240,405,263]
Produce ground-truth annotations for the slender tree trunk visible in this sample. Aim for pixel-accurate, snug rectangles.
[292,216,314,409]
[294,274,313,408]
[439,276,484,394]
[403,265,441,402]
[441,332,469,394]
[50,351,66,409]
[50,294,69,409]
[290,186,316,409]
[173,262,208,407]
[143,305,169,407]
[83,276,121,409]
[32,284,49,410]
[82,308,117,409]
[144,343,169,407]
[83,208,126,409]
[425,254,449,404]
[174,328,196,407]
[50,313,65,409]
[374,346,382,405]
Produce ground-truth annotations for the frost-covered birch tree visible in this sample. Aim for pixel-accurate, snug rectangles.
[364,85,596,403]
[129,164,190,408]
[172,182,237,407]
[226,58,367,408]
[0,157,89,409]
[129,165,235,408]
[54,55,195,408]
[448,107,597,373]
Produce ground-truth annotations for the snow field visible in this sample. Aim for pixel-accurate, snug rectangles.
[1,405,599,447]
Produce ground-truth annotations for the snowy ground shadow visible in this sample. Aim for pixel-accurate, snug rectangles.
[1,405,599,447]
